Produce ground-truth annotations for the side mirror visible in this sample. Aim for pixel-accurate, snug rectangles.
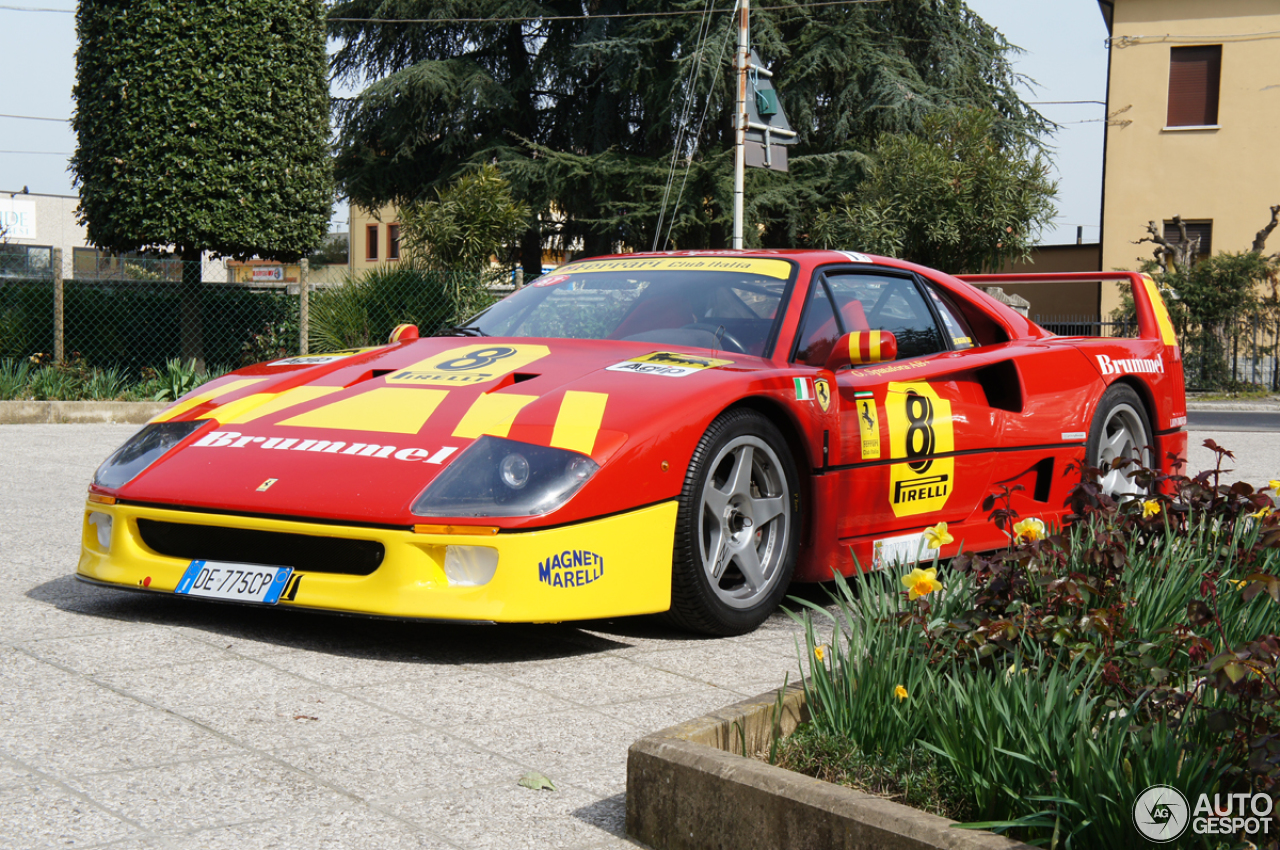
[825,330,898,371]
[389,324,419,344]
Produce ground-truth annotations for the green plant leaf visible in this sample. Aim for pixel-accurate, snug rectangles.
[517,771,556,791]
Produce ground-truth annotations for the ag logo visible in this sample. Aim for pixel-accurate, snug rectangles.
[605,351,732,378]
[1132,785,1188,843]
[386,344,549,386]
[885,381,954,518]
[814,379,831,412]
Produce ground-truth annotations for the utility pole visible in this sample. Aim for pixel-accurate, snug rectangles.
[732,0,748,249]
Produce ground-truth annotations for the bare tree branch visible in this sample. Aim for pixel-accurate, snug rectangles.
[1134,215,1198,273]
[1252,204,1280,254]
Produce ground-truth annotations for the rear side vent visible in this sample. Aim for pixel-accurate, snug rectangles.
[975,360,1023,413]
[1032,457,1054,503]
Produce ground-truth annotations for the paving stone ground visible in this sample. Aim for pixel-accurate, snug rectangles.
[0,424,816,850]
[2,422,1277,850]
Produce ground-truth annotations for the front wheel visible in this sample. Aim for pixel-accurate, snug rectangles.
[1085,384,1153,499]
[666,409,800,635]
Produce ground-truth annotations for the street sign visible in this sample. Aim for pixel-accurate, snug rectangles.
[745,142,788,172]
[743,49,797,149]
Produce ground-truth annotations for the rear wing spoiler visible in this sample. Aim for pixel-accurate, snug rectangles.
[957,271,1179,348]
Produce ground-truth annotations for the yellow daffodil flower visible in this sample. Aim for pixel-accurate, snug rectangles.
[902,567,942,600]
[1141,499,1160,518]
[1012,517,1046,542]
[1227,578,1247,589]
[1269,480,1280,493]
[894,685,909,701]
[814,645,825,662]
[1251,506,1273,520]
[923,522,954,549]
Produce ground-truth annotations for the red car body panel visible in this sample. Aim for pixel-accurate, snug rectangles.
[89,252,1186,594]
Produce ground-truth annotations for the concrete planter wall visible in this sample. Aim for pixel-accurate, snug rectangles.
[627,682,1033,850]
[0,401,166,424]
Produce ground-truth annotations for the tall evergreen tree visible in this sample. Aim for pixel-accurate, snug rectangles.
[73,0,333,369]
[329,0,1048,270]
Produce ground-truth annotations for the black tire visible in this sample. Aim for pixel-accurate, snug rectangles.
[665,408,801,635]
[1085,384,1153,499]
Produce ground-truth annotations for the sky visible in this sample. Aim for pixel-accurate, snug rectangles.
[0,0,1110,245]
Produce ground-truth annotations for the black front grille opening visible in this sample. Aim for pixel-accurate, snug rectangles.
[137,519,385,576]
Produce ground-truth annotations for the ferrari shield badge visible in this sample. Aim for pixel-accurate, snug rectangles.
[814,379,831,412]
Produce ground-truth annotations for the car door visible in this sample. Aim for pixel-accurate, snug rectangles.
[791,267,1001,542]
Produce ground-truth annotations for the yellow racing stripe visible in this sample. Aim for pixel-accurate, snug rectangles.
[1142,275,1179,347]
[281,387,448,434]
[149,379,265,423]
[550,391,608,455]
[211,386,345,424]
[452,393,538,439]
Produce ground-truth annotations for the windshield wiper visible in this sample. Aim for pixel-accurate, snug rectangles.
[438,326,489,337]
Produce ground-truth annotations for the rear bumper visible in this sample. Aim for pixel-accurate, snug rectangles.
[77,500,676,623]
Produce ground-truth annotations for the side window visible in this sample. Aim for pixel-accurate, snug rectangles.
[825,273,946,360]
[928,287,975,350]
[793,282,840,367]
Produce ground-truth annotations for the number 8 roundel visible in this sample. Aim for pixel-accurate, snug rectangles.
[885,381,955,518]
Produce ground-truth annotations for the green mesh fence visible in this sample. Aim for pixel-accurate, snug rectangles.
[0,245,507,400]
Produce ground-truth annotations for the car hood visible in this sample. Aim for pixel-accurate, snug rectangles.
[107,337,770,525]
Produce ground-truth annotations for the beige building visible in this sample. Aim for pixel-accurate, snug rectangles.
[348,204,403,278]
[1098,0,1280,316]
[348,203,569,279]
[994,242,1104,323]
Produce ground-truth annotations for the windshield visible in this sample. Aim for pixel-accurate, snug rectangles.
[458,257,796,357]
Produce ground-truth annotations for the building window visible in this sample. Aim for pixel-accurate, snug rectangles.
[366,224,379,260]
[388,224,400,261]
[1163,219,1212,262]
[1167,45,1221,127]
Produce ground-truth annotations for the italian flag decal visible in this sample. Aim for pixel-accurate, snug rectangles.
[794,378,814,401]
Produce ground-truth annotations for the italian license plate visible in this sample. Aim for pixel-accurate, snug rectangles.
[175,560,293,604]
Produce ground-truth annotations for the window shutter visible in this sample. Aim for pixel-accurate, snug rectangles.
[1163,220,1213,261]
[1167,45,1221,127]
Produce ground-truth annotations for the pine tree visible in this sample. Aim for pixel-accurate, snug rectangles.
[328,0,1049,270]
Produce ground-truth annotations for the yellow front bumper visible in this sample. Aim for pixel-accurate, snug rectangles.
[77,500,677,623]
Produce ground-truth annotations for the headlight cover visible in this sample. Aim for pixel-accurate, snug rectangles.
[93,421,205,489]
[411,436,599,518]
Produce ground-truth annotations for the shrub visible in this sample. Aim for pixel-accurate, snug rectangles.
[307,266,475,351]
[789,442,1280,847]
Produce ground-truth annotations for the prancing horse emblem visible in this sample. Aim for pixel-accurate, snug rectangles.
[257,478,278,492]
[814,379,831,412]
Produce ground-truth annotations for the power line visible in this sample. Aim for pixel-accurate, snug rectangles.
[0,150,72,154]
[329,0,890,25]
[1028,100,1106,106]
[0,4,73,11]
[0,113,69,122]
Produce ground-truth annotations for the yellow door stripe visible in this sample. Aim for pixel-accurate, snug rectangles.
[281,387,448,434]
[550,391,608,455]
[212,386,345,424]
[149,379,265,423]
[452,393,538,439]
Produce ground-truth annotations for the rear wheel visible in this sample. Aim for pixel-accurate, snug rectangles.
[666,409,800,636]
[1086,384,1153,499]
